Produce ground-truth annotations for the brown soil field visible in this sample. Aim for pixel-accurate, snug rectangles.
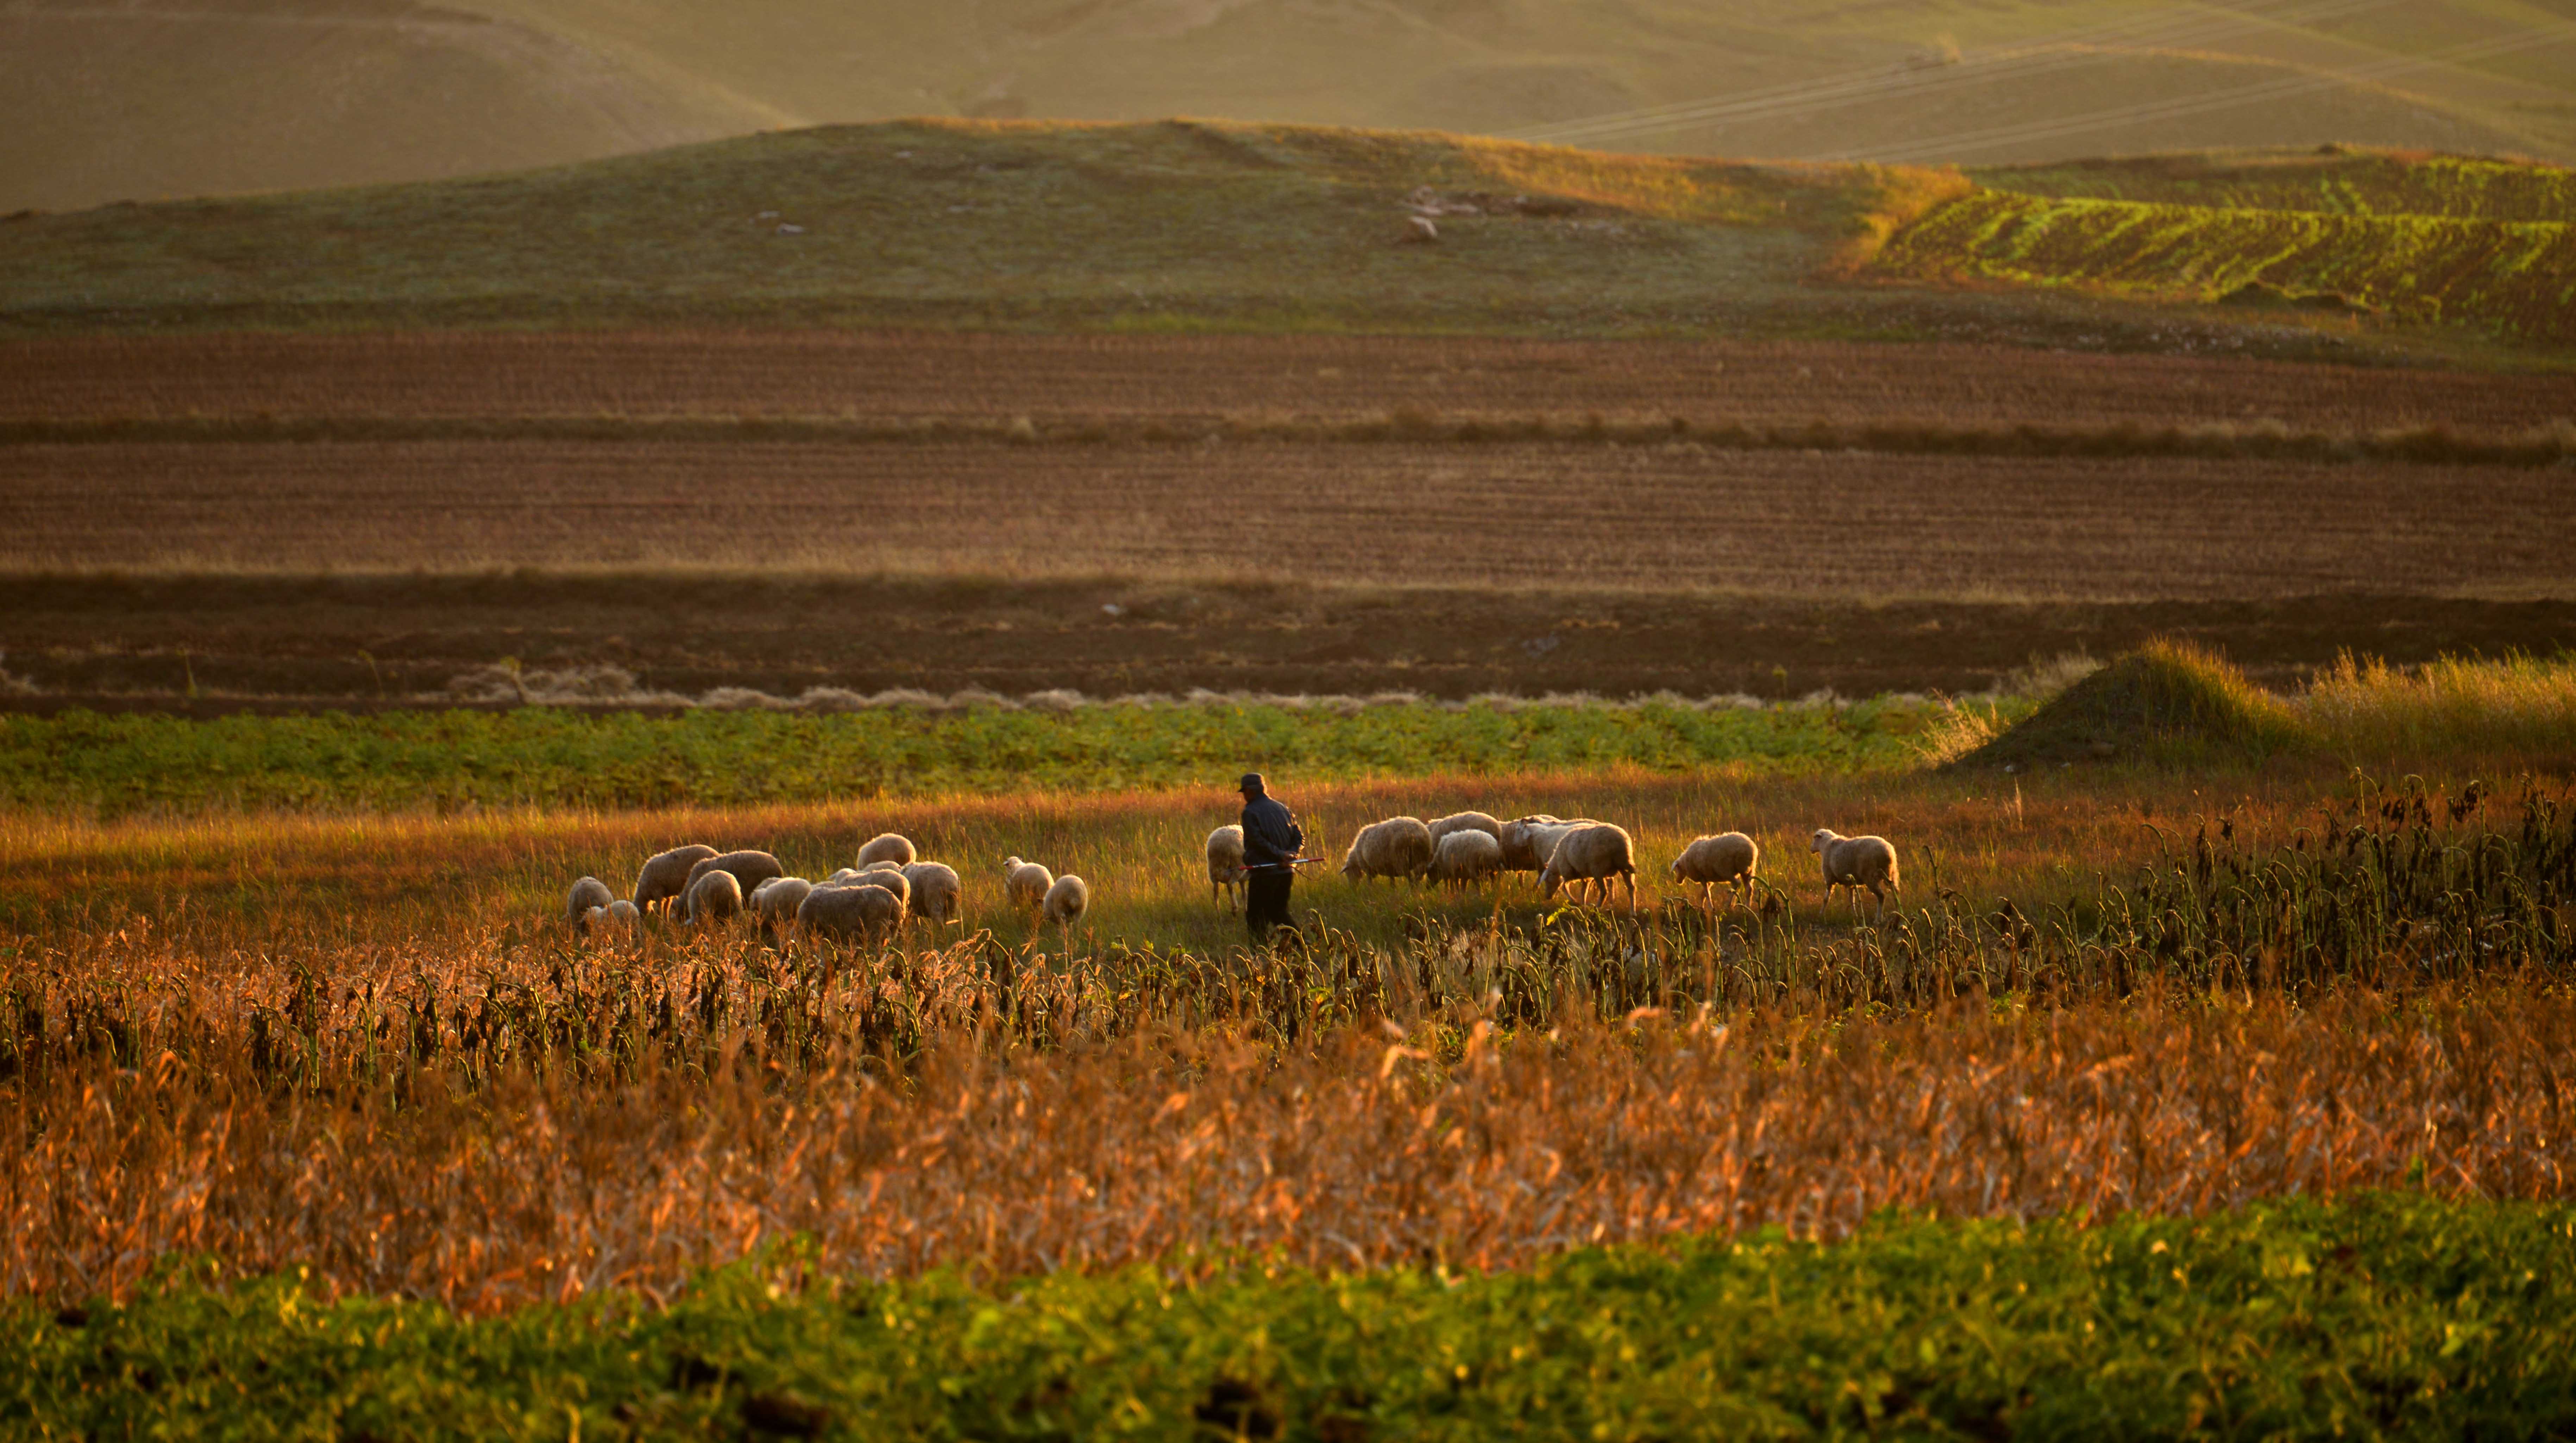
[5,574,2570,706]
[5,437,2568,601]
[5,331,2574,436]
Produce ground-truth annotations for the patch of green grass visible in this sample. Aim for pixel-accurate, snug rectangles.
[1953,639,2305,770]
[0,119,1942,339]
[1876,176,2576,345]
[1975,147,2576,221]
[0,695,1977,818]
[8,1194,2573,1439]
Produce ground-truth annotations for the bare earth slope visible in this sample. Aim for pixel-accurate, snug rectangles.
[0,0,779,214]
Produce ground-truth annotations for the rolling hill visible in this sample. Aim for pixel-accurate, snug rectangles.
[0,0,783,214]
[9,0,2574,214]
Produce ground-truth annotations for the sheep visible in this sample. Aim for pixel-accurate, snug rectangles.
[685,849,784,901]
[681,867,744,925]
[1340,817,1434,884]
[1812,829,1902,914]
[842,864,911,911]
[1044,873,1090,928]
[604,899,640,925]
[1004,857,1054,910]
[1425,811,1502,852]
[856,833,917,869]
[634,844,718,912]
[1670,833,1760,906]
[1501,817,1606,897]
[902,861,962,925]
[750,876,815,929]
[1426,828,1504,888]
[1205,825,1247,911]
[798,881,905,946]
[565,876,614,927]
[1539,823,1638,910]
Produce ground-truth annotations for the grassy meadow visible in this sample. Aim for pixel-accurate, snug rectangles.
[6,645,2575,1433]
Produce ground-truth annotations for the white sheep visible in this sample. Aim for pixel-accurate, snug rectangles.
[1427,828,1504,888]
[846,864,911,911]
[634,844,717,912]
[902,861,962,925]
[1004,857,1054,910]
[1670,833,1760,906]
[1425,811,1502,851]
[681,867,744,925]
[1501,817,1602,895]
[1812,829,1902,914]
[798,881,905,945]
[565,876,614,926]
[1205,825,1247,911]
[1341,817,1434,884]
[604,899,640,925]
[687,849,784,900]
[1539,823,1638,910]
[1044,873,1090,928]
[750,876,815,929]
[856,833,917,869]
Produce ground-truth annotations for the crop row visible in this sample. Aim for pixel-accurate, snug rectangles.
[1977,150,2576,222]
[1879,189,2576,344]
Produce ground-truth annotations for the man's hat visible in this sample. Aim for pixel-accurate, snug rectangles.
[1238,772,1265,793]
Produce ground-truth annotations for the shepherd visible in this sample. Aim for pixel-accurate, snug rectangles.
[1237,771,1307,944]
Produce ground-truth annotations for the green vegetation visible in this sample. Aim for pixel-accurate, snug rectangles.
[9,1195,2573,1439]
[1948,639,2304,769]
[0,120,1947,338]
[0,695,1969,818]
[1874,179,2576,345]
[1976,148,2576,220]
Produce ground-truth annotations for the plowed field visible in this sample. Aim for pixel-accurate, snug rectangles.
[6,436,2567,601]
[5,331,2573,436]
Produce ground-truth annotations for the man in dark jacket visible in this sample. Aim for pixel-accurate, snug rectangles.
[1237,772,1306,944]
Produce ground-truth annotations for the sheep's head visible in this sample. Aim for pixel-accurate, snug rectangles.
[1811,829,1837,853]
[1340,853,1363,880]
[1667,857,1684,880]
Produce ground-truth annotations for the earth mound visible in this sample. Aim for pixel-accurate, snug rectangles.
[1952,640,2303,770]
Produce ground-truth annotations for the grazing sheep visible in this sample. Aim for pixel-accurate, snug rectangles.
[1496,815,1564,872]
[902,861,962,924]
[1044,873,1090,928]
[750,876,815,928]
[604,899,640,925]
[856,833,917,869]
[1340,817,1435,884]
[1539,823,1638,910]
[840,865,911,911]
[681,867,744,925]
[565,876,614,926]
[798,881,905,945]
[686,849,784,900]
[1427,828,1504,888]
[634,844,718,912]
[1004,857,1054,910]
[1426,812,1502,852]
[1670,833,1760,905]
[1812,829,1901,913]
[1205,825,1247,911]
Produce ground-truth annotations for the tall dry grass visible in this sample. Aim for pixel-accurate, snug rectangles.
[4,784,2571,1307]
[2306,650,2576,761]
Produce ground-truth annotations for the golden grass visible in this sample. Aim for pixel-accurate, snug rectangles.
[7,982,2569,1310]
[2307,651,2576,762]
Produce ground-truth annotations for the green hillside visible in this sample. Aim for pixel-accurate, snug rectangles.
[0,119,1963,337]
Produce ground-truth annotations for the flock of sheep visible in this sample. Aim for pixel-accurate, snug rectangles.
[563,831,1087,944]
[1215,811,1900,913]
[562,813,1902,944]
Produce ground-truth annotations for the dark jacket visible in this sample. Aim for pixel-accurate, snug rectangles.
[1240,791,1305,870]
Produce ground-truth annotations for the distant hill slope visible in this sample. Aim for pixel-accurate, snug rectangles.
[15,0,2576,212]
[0,121,2564,356]
[0,0,783,214]
[0,119,1971,337]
